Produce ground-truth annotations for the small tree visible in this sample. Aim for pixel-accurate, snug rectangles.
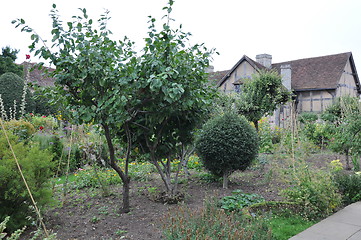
[126,0,217,198]
[236,70,290,131]
[14,5,137,212]
[0,46,23,77]
[324,96,361,170]
[195,111,259,188]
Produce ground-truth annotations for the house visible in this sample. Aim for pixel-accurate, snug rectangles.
[21,62,55,88]
[210,52,361,124]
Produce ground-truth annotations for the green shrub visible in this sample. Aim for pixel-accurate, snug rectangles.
[257,118,282,153]
[73,166,122,189]
[299,112,318,123]
[0,216,25,240]
[0,72,34,118]
[0,132,54,232]
[220,190,265,212]
[333,172,361,205]
[3,119,35,140]
[281,165,342,220]
[32,90,57,116]
[195,112,259,187]
[29,115,58,131]
[162,197,272,240]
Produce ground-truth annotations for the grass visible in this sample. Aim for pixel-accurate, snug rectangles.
[269,214,317,240]
[53,174,77,185]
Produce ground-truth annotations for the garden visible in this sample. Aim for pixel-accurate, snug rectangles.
[2,1,361,239]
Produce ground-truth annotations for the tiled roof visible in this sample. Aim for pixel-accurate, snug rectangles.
[208,70,230,86]
[21,62,55,87]
[210,52,360,93]
[272,52,356,91]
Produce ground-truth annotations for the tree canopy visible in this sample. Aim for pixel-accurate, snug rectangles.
[0,46,23,77]
[14,0,216,206]
[236,70,290,130]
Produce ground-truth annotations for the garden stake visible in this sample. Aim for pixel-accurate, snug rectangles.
[0,117,49,237]
[63,125,74,202]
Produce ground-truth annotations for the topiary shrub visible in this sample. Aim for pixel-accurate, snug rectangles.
[0,131,54,232]
[0,72,35,118]
[195,112,259,188]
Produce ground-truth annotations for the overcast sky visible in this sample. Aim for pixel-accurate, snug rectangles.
[1,0,361,72]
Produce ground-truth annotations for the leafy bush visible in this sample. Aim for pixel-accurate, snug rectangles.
[0,72,34,118]
[0,216,25,240]
[281,165,342,220]
[31,90,57,116]
[3,119,35,140]
[187,154,203,171]
[195,112,259,186]
[333,172,361,205]
[220,190,265,212]
[0,132,54,232]
[32,130,86,176]
[298,112,318,123]
[162,197,272,240]
[29,115,58,131]
[73,167,122,189]
[257,118,282,153]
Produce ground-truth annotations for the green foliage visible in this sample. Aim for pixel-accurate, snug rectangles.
[298,112,318,123]
[0,72,34,118]
[0,216,26,240]
[196,172,222,183]
[220,190,265,212]
[298,112,334,148]
[3,119,36,140]
[187,154,203,171]
[196,112,259,177]
[269,214,316,240]
[257,118,282,153]
[72,167,122,189]
[0,132,54,232]
[15,0,217,207]
[162,198,272,240]
[281,164,342,220]
[29,115,58,131]
[0,46,23,77]
[333,172,361,205]
[31,90,58,116]
[325,97,361,153]
[236,70,290,129]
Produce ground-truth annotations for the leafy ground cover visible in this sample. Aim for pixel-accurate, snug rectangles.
[19,152,346,240]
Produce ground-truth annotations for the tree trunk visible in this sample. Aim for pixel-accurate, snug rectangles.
[254,120,259,132]
[223,172,228,189]
[102,123,130,213]
[122,177,130,213]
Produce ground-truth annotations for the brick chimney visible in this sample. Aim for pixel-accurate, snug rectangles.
[280,64,292,91]
[256,54,272,68]
[205,65,214,73]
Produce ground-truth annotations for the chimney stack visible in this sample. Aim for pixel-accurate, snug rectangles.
[280,64,292,91]
[205,65,214,73]
[256,54,272,68]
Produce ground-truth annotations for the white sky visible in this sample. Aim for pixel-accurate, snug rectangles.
[1,0,361,72]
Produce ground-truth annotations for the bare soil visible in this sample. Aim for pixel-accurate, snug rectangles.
[21,152,347,240]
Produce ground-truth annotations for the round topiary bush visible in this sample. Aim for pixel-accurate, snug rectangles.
[0,72,35,119]
[195,112,259,188]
